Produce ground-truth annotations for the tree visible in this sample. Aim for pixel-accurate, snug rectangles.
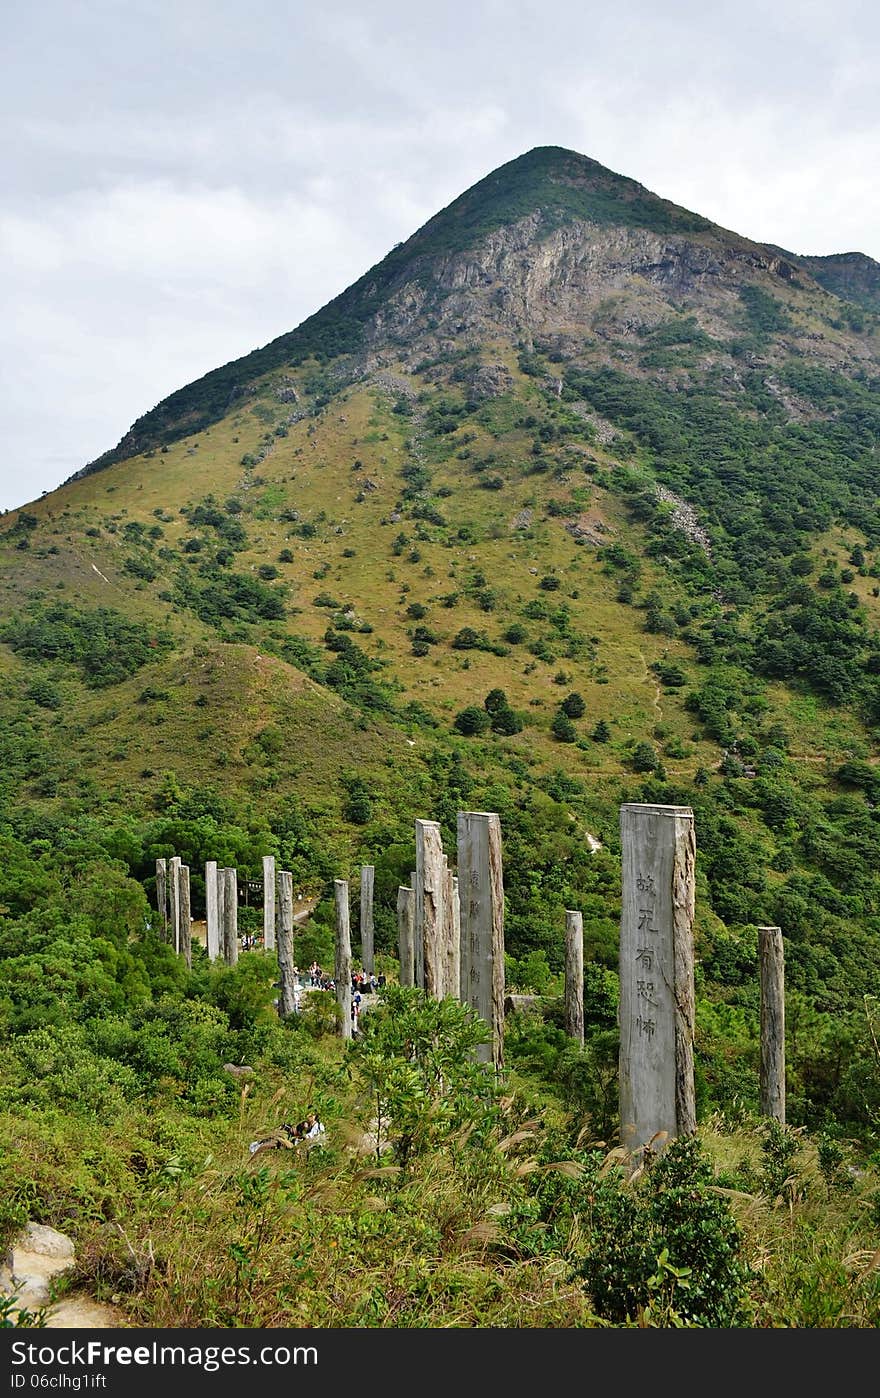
[484,688,509,714]
[454,706,491,736]
[631,741,659,773]
[491,706,523,735]
[342,777,373,824]
[552,711,578,743]
[560,691,586,719]
[350,986,494,1167]
[592,719,611,743]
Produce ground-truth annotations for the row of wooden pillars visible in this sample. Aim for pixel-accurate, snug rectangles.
[330,811,505,1066]
[155,800,786,1158]
[156,855,283,966]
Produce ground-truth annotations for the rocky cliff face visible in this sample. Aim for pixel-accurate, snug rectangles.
[365,216,804,353]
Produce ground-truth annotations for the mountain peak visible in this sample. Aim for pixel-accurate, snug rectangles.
[71,145,875,478]
[407,144,714,260]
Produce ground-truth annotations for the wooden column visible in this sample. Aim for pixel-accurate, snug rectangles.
[619,803,696,1162]
[334,878,353,1040]
[397,884,415,987]
[179,864,192,970]
[155,858,168,940]
[457,811,505,1070]
[277,870,296,1017]
[263,856,276,951]
[415,820,446,998]
[214,863,225,962]
[451,872,461,1002]
[221,867,238,966]
[205,860,220,962]
[360,865,375,975]
[168,856,182,954]
[564,909,584,1045]
[759,926,785,1125]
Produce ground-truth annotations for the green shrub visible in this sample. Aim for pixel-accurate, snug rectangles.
[551,711,577,743]
[454,705,491,736]
[560,691,586,718]
[577,1136,751,1325]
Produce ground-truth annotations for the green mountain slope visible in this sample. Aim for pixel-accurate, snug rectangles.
[3,143,880,1138]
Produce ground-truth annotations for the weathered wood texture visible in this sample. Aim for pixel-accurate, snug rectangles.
[205,860,220,961]
[759,926,786,1125]
[415,820,446,998]
[360,865,375,975]
[619,803,696,1160]
[168,856,182,954]
[446,872,461,1004]
[277,870,296,1018]
[457,811,505,1070]
[334,879,353,1040]
[179,864,192,970]
[221,867,238,966]
[564,909,584,1045]
[262,856,276,951]
[216,865,225,960]
[155,858,168,940]
[397,885,415,988]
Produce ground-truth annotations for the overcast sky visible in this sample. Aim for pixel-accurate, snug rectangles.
[2,0,878,512]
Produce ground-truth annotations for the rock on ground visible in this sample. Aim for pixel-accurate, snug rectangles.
[1,1221,128,1328]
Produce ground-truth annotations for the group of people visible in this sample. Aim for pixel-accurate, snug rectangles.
[307,962,335,990]
[349,970,387,1033]
[352,969,385,994]
[248,1111,325,1157]
[305,963,387,992]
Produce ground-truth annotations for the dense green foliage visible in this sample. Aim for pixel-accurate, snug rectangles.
[2,948,878,1328]
[0,603,173,687]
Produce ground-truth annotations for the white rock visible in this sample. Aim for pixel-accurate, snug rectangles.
[19,1223,75,1259]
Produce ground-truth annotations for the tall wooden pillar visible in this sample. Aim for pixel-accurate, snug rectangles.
[457,811,505,1070]
[179,864,192,970]
[205,860,220,961]
[155,858,168,940]
[168,856,182,954]
[564,909,584,1045]
[618,803,696,1162]
[277,870,296,1017]
[397,884,415,987]
[334,878,353,1040]
[443,863,460,1002]
[360,865,375,975]
[759,926,785,1125]
[263,856,276,951]
[415,820,446,998]
[221,867,238,966]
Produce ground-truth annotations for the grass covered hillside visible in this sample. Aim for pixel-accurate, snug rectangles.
[1,145,880,1327]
